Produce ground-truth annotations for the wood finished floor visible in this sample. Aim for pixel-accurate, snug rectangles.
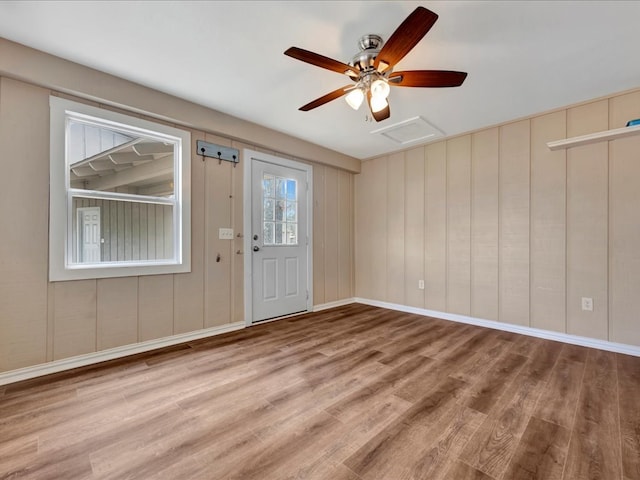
[1,304,639,480]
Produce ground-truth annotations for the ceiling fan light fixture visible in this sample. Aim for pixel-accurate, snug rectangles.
[370,95,388,113]
[371,78,390,99]
[345,88,365,110]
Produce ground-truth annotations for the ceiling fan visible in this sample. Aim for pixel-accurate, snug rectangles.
[284,6,467,122]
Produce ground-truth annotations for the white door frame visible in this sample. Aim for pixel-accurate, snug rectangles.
[243,149,313,326]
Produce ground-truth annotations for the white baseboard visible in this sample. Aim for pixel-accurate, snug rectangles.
[0,321,245,386]
[5,297,638,386]
[354,297,640,357]
[313,298,356,312]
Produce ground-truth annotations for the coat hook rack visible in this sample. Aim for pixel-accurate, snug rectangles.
[197,140,240,167]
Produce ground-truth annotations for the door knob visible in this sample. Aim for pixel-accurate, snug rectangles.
[253,246,260,252]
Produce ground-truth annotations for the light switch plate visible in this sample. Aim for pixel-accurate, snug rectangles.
[219,228,234,240]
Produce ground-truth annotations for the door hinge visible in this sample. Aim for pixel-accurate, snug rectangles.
[306,290,309,300]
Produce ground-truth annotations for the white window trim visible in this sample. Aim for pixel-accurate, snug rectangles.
[49,96,191,281]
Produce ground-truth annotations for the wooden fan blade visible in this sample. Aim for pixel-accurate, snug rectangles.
[367,90,391,122]
[374,7,438,71]
[299,85,353,111]
[285,47,360,78]
[388,70,468,87]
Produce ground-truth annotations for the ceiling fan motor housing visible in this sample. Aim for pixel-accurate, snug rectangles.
[351,34,385,73]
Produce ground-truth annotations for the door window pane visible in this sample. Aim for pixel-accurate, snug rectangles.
[276,178,286,199]
[286,224,298,245]
[262,173,298,246]
[286,201,297,222]
[264,199,274,221]
[263,222,274,244]
[286,180,296,200]
[263,175,274,197]
[275,200,285,222]
[274,222,285,244]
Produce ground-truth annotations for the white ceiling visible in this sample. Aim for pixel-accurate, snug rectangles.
[1,1,639,160]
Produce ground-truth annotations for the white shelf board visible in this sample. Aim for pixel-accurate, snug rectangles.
[547,123,640,151]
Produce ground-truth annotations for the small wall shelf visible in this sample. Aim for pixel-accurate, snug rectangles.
[547,123,640,151]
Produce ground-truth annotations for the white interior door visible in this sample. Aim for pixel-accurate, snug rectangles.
[250,157,310,322]
[78,207,101,263]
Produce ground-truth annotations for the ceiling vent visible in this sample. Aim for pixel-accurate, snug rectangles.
[371,116,444,145]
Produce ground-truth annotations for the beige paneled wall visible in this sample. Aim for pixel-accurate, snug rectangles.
[386,153,405,305]
[355,88,640,347]
[0,75,355,374]
[566,101,608,340]
[313,164,355,306]
[470,128,499,321]
[609,92,640,344]
[424,142,447,312]
[499,119,531,326]
[404,148,425,309]
[530,112,566,332]
[0,78,49,369]
[446,135,471,316]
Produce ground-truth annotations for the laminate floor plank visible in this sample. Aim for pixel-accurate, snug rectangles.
[0,385,79,418]
[459,341,562,478]
[502,416,570,480]
[460,352,528,414]
[0,304,636,480]
[460,373,543,478]
[1,452,93,480]
[343,376,468,479]
[406,405,486,480]
[441,328,511,360]
[1,388,130,448]
[518,339,563,383]
[273,394,410,480]
[392,330,514,405]
[393,355,466,404]
[616,353,640,480]
[0,436,38,478]
[255,360,390,441]
[442,460,496,479]
[449,340,514,385]
[326,355,433,419]
[419,322,478,358]
[88,406,202,478]
[375,323,447,366]
[558,343,591,363]
[508,335,549,358]
[36,392,140,453]
[223,411,344,480]
[533,357,586,429]
[563,349,623,480]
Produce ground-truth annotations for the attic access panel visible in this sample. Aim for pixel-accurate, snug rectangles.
[371,116,444,145]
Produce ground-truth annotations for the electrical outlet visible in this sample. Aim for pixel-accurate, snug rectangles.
[581,297,593,312]
[218,228,234,240]
[418,280,425,290]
